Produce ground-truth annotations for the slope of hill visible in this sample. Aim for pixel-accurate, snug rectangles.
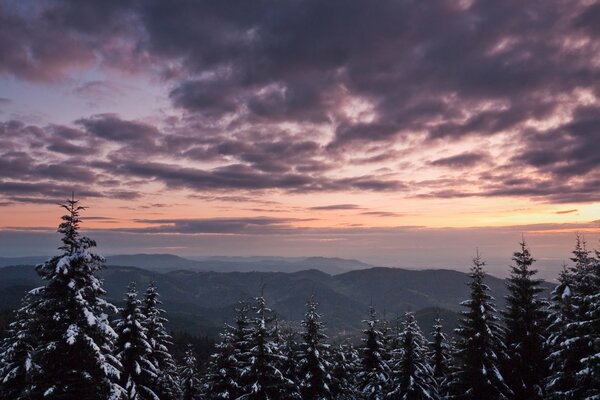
[0,264,553,338]
[0,254,374,275]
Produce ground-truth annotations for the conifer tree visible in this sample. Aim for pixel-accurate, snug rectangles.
[448,252,512,400]
[241,294,300,399]
[233,300,253,394]
[578,254,600,399]
[388,312,438,400]
[297,294,332,399]
[546,264,577,398]
[30,197,123,399]
[358,305,390,400]
[0,293,39,399]
[205,323,240,399]
[281,327,300,386]
[180,344,202,400]
[143,283,181,399]
[547,235,599,399]
[428,316,450,395]
[502,239,549,400]
[329,342,359,400]
[115,282,158,400]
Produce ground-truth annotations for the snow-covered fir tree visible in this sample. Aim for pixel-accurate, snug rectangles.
[281,327,300,386]
[329,342,359,400]
[448,252,512,400]
[546,235,599,399]
[297,294,332,399]
[233,300,253,394]
[115,282,158,400]
[546,264,578,399]
[205,323,240,399]
[143,282,181,399]
[502,239,549,400]
[145,288,181,398]
[0,293,39,399]
[180,344,203,400]
[388,312,438,400]
[240,294,300,400]
[578,251,600,399]
[30,198,123,399]
[428,316,450,396]
[358,305,391,400]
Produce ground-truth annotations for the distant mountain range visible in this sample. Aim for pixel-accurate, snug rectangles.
[0,256,555,339]
[0,254,375,275]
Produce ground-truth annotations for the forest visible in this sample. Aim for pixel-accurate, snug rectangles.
[0,200,599,400]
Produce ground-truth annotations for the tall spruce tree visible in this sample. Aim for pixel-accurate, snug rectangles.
[0,293,39,399]
[143,283,181,399]
[358,305,391,400]
[281,327,300,387]
[448,252,512,400]
[297,294,332,400]
[388,312,439,400]
[502,239,549,400]
[180,344,202,400]
[233,300,253,395]
[30,197,123,399]
[547,235,599,399]
[241,294,300,400]
[329,342,359,400]
[428,316,450,395]
[205,323,240,399]
[578,253,600,399]
[115,282,158,400]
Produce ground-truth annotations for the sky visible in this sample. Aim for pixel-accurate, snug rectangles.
[1,0,600,279]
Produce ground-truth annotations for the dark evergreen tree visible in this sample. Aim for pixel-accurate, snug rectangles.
[428,317,450,396]
[205,323,240,399]
[143,283,181,399]
[546,235,599,399]
[502,239,549,400]
[30,198,123,399]
[297,294,332,399]
[388,312,438,400]
[115,282,158,400]
[358,305,390,400]
[241,295,300,399]
[448,252,512,400]
[0,293,39,399]
[180,344,202,400]
[578,254,600,399]
[233,300,253,394]
[281,327,300,386]
[329,342,359,400]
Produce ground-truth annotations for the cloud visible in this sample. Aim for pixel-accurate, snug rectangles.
[430,152,487,168]
[309,204,362,211]
[555,209,578,215]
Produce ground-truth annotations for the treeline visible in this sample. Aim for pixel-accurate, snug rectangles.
[0,200,599,399]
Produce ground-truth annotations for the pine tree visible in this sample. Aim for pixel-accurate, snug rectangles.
[578,253,600,399]
[233,300,253,395]
[241,294,300,399]
[143,283,180,400]
[30,198,123,399]
[115,282,158,400]
[502,239,549,400]
[0,293,39,399]
[546,264,577,398]
[281,327,300,386]
[358,305,390,400]
[547,235,599,399]
[297,294,332,400]
[388,312,439,400]
[205,323,240,399]
[448,252,512,400]
[329,342,359,400]
[180,344,202,400]
[428,316,450,396]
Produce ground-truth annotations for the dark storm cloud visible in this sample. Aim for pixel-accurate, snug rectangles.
[430,152,487,168]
